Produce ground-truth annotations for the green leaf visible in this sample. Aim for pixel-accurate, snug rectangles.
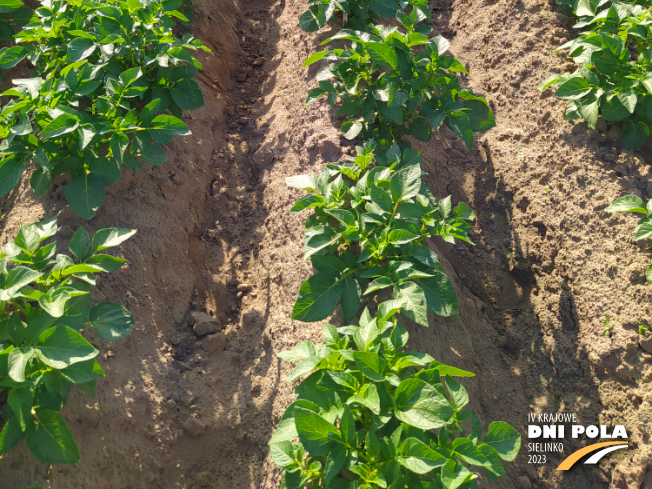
[0,46,28,69]
[292,273,343,322]
[0,0,24,14]
[484,421,521,461]
[341,120,363,139]
[138,99,162,126]
[387,228,420,245]
[602,95,630,121]
[341,276,361,322]
[64,175,106,219]
[85,254,126,272]
[147,115,191,145]
[622,121,650,149]
[61,359,105,384]
[431,362,476,378]
[291,194,324,212]
[420,274,458,317]
[441,459,474,489]
[347,383,380,414]
[453,439,489,467]
[8,347,33,382]
[366,43,399,69]
[397,437,447,474]
[287,173,318,191]
[445,376,469,411]
[408,118,431,142]
[464,99,496,132]
[8,387,33,431]
[31,168,52,198]
[39,287,72,318]
[87,302,134,341]
[278,340,316,362]
[0,156,26,196]
[353,351,385,382]
[2,266,42,301]
[554,77,591,100]
[92,228,137,251]
[575,0,594,16]
[617,89,637,114]
[66,37,96,62]
[412,247,440,268]
[478,444,506,480]
[303,50,330,67]
[270,440,295,468]
[395,378,454,429]
[368,0,399,17]
[390,165,421,202]
[605,195,647,214]
[323,446,347,484]
[312,255,346,275]
[26,410,80,464]
[634,215,652,241]
[445,112,474,148]
[40,114,80,139]
[538,74,560,90]
[396,281,428,327]
[294,406,340,456]
[69,227,91,261]
[0,417,25,454]
[37,326,98,369]
[299,6,322,32]
[170,79,204,110]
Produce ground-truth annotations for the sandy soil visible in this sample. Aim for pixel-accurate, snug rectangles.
[1,0,652,487]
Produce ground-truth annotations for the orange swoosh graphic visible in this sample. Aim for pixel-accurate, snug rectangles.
[557,441,628,470]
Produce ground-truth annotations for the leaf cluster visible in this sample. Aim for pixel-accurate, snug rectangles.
[540,0,652,148]
[305,17,495,149]
[0,0,211,218]
[269,309,521,489]
[299,0,430,33]
[0,0,33,52]
[606,194,652,282]
[287,140,474,326]
[0,217,136,464]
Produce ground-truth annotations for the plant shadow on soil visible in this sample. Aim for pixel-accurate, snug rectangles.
[374,3,609,486]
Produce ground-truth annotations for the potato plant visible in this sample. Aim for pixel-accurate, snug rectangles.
[288,141,474,326]
[0,217,136,463]
[539,0,652,148]
[606,195,652,282]
[281,0,522,485]
[270,309,521,489]
[299,0,431,33]
[0,0,211,218]
[305,19,495,149]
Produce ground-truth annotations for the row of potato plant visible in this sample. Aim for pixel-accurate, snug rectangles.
[539,0,652,148]
[0,0,210,218]
[0,0,206,467]
[270,3,521,488]
[0,218,136,463]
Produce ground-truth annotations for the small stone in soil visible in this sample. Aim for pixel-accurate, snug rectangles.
[190,311,220,337]
[182,417,206,437]
[203,333,227,353]
[253,148,274,170]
